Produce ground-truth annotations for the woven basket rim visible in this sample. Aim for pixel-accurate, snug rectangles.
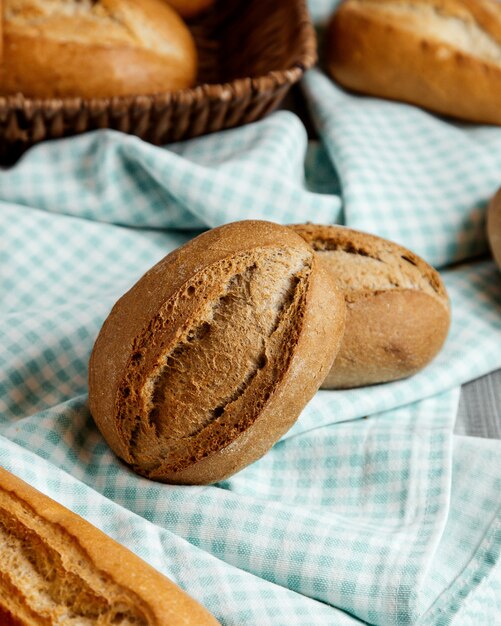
[0,6,317,112]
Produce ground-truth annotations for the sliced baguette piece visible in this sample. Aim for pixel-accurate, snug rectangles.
[291,224,450,389]
[88,221,346,484]
[327,0,501,125]
[0,466,219,625]
[1,0,197,98]
[488,187,501,273]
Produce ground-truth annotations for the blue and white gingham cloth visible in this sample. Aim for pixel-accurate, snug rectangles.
[1,2,501,623]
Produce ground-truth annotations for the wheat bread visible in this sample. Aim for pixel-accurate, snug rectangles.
[291,224,450,389]
[89,221,346,484]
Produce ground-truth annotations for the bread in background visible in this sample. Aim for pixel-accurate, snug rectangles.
[0,466,219,625]
[291,224,451,389]
[1,0,197,98]
[326,0,501,125]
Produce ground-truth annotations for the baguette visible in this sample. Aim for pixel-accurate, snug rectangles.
[291,224,450,389]
[89,221,346,484]
[327,0,501,125]
[0,466,219,625]
[488,187,501,273]
[1,0,197,98]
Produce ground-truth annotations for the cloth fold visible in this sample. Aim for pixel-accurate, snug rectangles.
[303,69,501,268]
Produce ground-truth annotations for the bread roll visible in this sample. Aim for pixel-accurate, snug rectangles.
[89,221,346,484]
[327,0,501,125]
[1,0,197,98]
[488,187,501,273]
[164,0,214,19]
[0,466,219,625]
[291,224,450,389]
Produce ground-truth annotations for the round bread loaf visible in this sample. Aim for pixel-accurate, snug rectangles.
[1,0,197,98]
[488,187,501,273]
[0,467,219,625]
[88,221,346,485]
[291,224,451,389]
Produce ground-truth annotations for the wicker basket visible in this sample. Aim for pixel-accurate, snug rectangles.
[0,0,317,162]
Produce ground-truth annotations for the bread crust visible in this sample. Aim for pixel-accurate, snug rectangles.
[0,606,24,626]
[89,221,346,484]
[327,0,501,125]
[291,224,451,389]
[488,187,501,273]
[0,466,219,625]
[1,0,197,98]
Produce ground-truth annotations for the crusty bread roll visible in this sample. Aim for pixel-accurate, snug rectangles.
[488,187,501,273]
[1,0,197,98]
[0,466,219,625]
[164,0,214,19]
[89,221,346,485]
[291,224,450,389]
[327,0,501,125]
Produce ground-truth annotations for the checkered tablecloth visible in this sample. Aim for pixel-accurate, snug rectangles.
[1,2,501,624]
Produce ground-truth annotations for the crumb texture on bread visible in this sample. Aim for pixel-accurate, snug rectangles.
[0,468,220,624]
[0,489,150,626]
[117,247,312,477]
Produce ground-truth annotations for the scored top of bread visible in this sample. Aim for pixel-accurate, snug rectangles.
[2,0,197,98]
[292,223,447,301]
[6,0,182,57]
[89,221,346,484]
[0,466,219,625]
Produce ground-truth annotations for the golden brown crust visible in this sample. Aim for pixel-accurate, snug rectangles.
[0,466,219,625]
[89,221,346,484]
[1,0,197,98]
[327,0,501,125]
[291,224,451,389]
[342,0,501,42]
[488,187,501,273]
[322,289,450,388]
